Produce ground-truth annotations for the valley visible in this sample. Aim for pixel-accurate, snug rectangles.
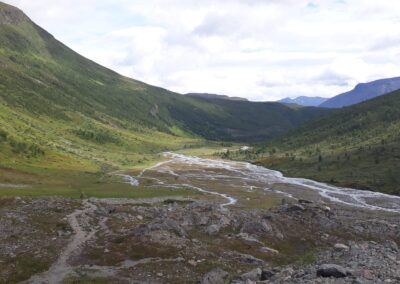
[0,1,328,193]
[1,152,399,283]
[1,2,400,284]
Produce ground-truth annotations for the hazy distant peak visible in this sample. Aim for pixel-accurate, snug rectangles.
[278,96,328,107]
[320,76,400,108]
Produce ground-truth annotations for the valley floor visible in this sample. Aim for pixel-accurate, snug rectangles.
[0,152,399,283]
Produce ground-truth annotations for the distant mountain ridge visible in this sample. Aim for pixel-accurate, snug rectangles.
[278,96,328,107]
[186,93,248,101]
[320,77,400,108]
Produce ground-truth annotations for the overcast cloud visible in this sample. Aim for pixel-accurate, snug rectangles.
[4,0,400,101]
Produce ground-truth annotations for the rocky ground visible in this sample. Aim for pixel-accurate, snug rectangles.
[0,195,399,284]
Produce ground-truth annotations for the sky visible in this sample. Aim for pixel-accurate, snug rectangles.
[4,0,400,101]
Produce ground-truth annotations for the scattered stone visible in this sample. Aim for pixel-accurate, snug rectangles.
[240,268,261,281]
[298,199,313,204]
[323,206,331,213]
[262,213,273,220]
[260,246,279,254]
[240,221,271,235]
[201,268,229,284]
[352,278,364,284]
[388,240,398,252]
[237,233,264,245]
[362,269,374,280]
[317,264,348,278]
[236,253,264,265]
[286,204,305,212]
[334,243,350,252]
[261,269,275,280]
[205,224,220,235]
[2,191,400,283]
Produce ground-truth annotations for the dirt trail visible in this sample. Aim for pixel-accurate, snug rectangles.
[27,200,100,284]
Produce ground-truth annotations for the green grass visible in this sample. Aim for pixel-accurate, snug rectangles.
[0,164,203,198]
[2,254,52,283]
[0,4,328,199]
[0,183,200,199]
[295,250,317,265]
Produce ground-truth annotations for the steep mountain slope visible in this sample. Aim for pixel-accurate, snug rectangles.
[278,96,327,107]
[320,77,400,108]
[0,2,329,184]
[252,90,400,194]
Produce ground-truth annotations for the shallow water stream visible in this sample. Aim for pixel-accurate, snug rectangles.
[124,152,400,213]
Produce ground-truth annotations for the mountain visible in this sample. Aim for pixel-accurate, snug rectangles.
[278,96,328,107]
[320,77,400,108]
[0,2,329,180]
[171,99,329,141]
[252,89,400,194]
[186,93,248,101]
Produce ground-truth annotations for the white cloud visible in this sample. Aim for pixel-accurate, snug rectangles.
[4,0,400,101]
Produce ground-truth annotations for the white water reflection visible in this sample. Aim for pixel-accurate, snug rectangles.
[123,152,400,213]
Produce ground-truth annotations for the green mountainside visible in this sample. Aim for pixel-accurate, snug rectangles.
[167,98,328,141]
[242,90,400,194]
[0,2,328,192]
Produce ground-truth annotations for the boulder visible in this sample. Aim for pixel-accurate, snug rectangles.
[317,264,348,278]
[201,268,229,284]
[352,278,365,284]
[298,199,313,204]
[387,240,399,252]
[237,253,264,265]
[205,224,220,235]
[334,243,350,252]
[240,268,262,281]
[260,246,279,254]
[261,269,275,280]
[362,269,374,280]
[286,204,305,212]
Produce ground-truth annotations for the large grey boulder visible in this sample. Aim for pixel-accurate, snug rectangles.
[240,268,262,281]
[317,264,348,278]
[201,268,229,284]
[205,224,220,235]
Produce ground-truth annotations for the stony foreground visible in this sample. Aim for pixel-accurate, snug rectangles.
[0,196,399,283]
